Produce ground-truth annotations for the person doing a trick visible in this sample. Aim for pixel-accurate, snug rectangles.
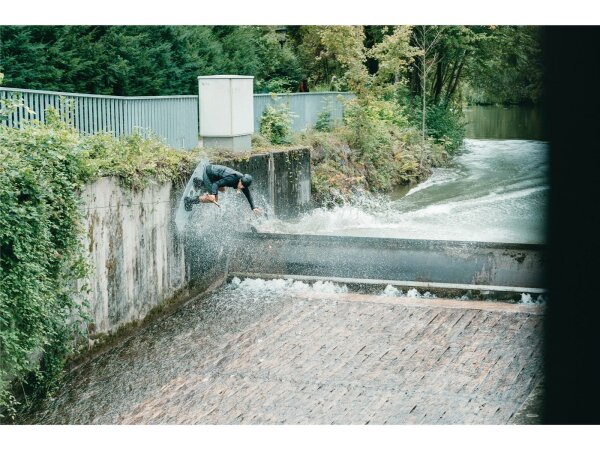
[184,163,261,215]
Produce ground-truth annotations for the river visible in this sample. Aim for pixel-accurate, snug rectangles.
[260,105,548,244]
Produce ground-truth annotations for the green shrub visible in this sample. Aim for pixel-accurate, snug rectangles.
[259,104,293,145]
[342,96,426,193]
[255,77,297,94]
[299,101,439,207]
[314,110,333,132]
[0,119,89,420]
[407,98,466,154]
[80,131,198,190]
[424,102,466,153]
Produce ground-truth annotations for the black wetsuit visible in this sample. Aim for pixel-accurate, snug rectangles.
[202,164,256,210]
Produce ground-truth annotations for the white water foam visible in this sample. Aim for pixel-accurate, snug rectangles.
[259,139,548,244]
[404,168,462,197]
[379,285,436,298]
[229,277,349,294]
[228,278,443,300]
[520,293,546,305]
[381,285,402,296]
[259,182,546,241]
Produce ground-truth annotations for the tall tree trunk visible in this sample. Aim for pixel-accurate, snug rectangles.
[410,58,421,96]
[442,60,459,102]
[433,60,445,105]
[421,58,427,153]
[446,58,465,103]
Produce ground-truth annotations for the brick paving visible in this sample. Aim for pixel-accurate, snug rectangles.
[118,293,543,424]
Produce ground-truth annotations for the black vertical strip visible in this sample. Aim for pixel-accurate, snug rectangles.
[543,26,600,424]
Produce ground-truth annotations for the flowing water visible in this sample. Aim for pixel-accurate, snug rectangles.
[21,274,542,424]
[260,106,548,244]
[21,278,349,424]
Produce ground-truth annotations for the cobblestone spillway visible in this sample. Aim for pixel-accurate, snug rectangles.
[25,278,543,424]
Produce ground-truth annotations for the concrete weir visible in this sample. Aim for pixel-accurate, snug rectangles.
[229,232,546,298]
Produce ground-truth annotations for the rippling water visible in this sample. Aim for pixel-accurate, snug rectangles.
[260,139,549,244]
[21,275,543,423]
[20,278,354,424]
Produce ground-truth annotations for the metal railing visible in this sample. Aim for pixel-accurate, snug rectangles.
[0,87,199,150]
[253,92,354,132]
[1,87,354,149]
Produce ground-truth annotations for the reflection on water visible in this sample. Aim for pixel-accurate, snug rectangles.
[464,105,544,140]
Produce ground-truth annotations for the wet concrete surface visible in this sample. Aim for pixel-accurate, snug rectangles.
[23,280,543,424]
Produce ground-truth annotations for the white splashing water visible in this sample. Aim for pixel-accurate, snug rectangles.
[229,277,348,294]
[520,293,546,305]
[260,139,549,244]
[228,278,444,299]
[381,285,402,296]
[227,278,547,305]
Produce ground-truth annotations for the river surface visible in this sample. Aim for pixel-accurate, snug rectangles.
[260,106,548,244]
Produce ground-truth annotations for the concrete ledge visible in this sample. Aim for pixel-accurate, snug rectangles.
[230,232,546,289]
[296,291,545,315]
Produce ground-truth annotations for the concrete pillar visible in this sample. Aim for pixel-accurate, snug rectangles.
[198,75,254,152]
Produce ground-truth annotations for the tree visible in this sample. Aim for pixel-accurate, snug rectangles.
[317,26,369,93]
[369,26,416,86]
[0,26,64,90]
[463,26,543,105]
[0,25,542,105]
[0,26,300,95]
[412,25,444,149]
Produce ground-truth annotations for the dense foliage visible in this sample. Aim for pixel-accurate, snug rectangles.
[0,104,199,420]
[0,25,542,104]
[0,26,302,95]
[1,25,543,191]
[0,114,89,420]
[462,26,543,105]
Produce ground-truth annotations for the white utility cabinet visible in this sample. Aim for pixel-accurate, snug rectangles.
[198,75,254,152]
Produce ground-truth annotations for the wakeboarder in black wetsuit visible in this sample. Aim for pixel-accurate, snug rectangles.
[184,164,261,215]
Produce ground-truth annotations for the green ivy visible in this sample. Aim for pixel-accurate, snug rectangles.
[0,108,199,421]
[0,118,89,420]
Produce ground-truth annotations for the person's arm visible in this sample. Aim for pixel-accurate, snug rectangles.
[241,187,256,210]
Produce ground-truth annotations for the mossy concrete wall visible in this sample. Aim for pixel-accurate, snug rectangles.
[79,177,187,335]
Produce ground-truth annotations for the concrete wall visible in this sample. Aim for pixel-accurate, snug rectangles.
[223,147,311,218]
[229,232,546,291]
[79,177,187,335]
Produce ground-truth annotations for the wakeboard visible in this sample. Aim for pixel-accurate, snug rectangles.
[174,158,208,233]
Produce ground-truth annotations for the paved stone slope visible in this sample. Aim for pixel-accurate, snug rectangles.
[118,294,543,425]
